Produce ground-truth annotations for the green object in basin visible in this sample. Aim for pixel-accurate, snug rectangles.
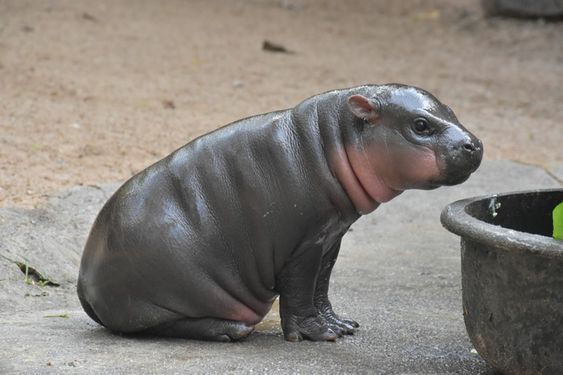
[554,201,563,240]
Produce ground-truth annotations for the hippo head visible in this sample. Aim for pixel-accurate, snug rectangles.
[341,84,482,212]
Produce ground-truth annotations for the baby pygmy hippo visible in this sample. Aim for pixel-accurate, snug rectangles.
[78,84,483,342]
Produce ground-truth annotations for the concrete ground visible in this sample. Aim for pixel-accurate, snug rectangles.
[0,160,561,375]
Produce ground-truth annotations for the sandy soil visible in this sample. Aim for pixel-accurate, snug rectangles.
[1,0,562,208]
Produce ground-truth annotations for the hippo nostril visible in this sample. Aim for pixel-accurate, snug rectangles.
[463,143,476,153]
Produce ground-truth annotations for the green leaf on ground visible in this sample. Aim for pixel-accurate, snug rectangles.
[44,313,69,319]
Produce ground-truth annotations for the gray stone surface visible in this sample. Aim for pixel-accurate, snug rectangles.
[0,160,560,375]
[549,164,563,184]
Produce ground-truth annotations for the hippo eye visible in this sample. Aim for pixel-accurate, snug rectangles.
[413,118,432,135]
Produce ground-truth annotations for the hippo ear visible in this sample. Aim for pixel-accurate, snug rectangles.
[347,95,379,122]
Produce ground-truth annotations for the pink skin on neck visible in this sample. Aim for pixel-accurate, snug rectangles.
[329,145,403,215]
[330,141,443,215]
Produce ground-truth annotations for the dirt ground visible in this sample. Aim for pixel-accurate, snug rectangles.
[1,0,562,208]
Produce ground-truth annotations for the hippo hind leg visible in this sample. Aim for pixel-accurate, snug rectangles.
[145,318,255,342]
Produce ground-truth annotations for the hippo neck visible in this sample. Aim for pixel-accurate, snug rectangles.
[305,88,403,215]
[327,137,381,215]
[341,140,404,213]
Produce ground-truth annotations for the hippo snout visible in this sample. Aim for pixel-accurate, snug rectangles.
[440,131,483,185]
[456,136,483,171]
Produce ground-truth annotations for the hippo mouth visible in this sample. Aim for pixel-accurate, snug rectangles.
[426,165,474,188]
[433,150,482,187]
[411,167,474,190]
[435,162,480,186]
[440,172,472,186]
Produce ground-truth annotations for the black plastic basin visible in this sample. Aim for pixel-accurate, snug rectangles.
[441,189,563,375]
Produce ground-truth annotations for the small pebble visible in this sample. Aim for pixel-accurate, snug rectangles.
[162,100,176,109]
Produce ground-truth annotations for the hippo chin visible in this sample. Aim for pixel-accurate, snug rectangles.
[77,84,483,342]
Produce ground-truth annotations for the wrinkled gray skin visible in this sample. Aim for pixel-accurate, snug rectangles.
[78,84,483,342]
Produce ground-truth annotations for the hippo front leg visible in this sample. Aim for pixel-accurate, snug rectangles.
[314,238,359,336]
[276,245,338,342]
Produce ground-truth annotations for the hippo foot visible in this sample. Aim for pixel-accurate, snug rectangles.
[321,312,359,336]
[316,304,359,336]
[210,321,256,342]
[145,317,255,342]
[282,314,338,342]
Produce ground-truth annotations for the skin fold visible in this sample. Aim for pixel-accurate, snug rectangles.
[77,84,483,342]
